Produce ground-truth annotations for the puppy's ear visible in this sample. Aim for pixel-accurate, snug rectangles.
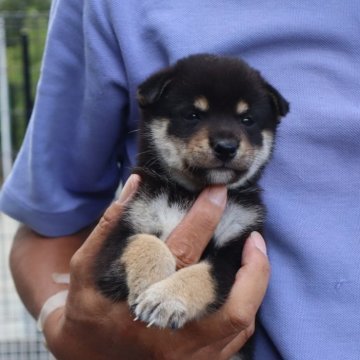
[137,67,175,107]
[265,82,290,118]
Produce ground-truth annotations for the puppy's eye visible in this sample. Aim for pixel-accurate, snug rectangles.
[184,111,201,122]
[241,116,255,126]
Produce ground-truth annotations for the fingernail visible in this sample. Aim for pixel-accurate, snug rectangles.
[250,231,267,255]
[206,186,227,207]
[116,174,140,204]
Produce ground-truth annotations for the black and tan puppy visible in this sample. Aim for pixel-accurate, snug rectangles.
[95,55,289,340]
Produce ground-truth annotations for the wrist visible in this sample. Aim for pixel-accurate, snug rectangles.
[37,289,69,331]
[43,306,109,360]
[42,306,68,358]
[37,273,70,331]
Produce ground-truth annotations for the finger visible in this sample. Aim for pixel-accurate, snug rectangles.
[166,185,227,268]
[220,322,255,359]
[70,174,141,284]
[193,232,269,344]
[193,321,254,360]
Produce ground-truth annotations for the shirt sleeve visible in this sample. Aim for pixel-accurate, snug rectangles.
[0,0,130,236]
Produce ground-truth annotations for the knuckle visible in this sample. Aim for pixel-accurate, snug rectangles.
[243,322,255,341]
[175,257,194,269]
[96,202,122,233]
[229,311,253,333]
[173,244,197,268]
[69,253,82,273]
[169,240,199,268]
[70,254,80,272]
[97,211,114,232]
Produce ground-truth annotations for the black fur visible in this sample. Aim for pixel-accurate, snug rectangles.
[95,54,289,358]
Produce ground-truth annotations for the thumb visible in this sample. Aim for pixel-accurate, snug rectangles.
[227,231,270,333]
[70,174,141,285]
[196,232,270,344]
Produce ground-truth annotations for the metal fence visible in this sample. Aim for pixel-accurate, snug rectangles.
[0,214,53,360]
[0,12,53,360]
[0,11,48,181]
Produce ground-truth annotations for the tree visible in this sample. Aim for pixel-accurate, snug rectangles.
[0,0,50,12]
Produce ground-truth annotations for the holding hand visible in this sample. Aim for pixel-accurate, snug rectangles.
[43,175,270,360]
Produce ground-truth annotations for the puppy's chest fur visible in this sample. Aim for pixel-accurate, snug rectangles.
[125,186,264,247]
[96,179,265,334]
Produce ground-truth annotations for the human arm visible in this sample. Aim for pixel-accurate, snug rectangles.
[9,224,91,320]
[9,175,269,360]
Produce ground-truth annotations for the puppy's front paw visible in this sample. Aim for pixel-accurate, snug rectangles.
[134,281,190,329]
[134,262,216,329]
[121,234,176,311]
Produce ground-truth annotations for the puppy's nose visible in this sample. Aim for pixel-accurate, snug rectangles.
[211,138,239,162]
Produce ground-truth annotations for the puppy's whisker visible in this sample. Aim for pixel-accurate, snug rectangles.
[128,129,140,134]
[136,149,155,158]
[144,158,158,169]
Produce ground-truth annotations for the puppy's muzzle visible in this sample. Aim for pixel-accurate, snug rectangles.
[210,137,239,162]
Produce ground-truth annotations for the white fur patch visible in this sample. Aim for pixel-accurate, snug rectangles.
[126,193,187,241]
[229,130,273,189]
[245,130,273,179]
[206,169,235,184]
[214,201,262,247]
[127,193,260,248]
[150,119,185,170]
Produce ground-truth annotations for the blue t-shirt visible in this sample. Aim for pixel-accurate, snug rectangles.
[1,1,359,358]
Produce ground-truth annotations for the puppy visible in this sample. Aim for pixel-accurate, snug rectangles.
[95,54,289,356]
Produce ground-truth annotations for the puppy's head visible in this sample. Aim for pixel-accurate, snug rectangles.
[137,54,289,189]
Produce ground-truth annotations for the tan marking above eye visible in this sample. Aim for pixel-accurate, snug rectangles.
[236,100,249,115]
[194,96,209,112]
[187,127,210,152]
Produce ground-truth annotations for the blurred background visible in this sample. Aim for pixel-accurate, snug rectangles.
[0,0,52,358]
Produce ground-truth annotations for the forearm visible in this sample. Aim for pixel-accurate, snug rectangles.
[9,224,92,319]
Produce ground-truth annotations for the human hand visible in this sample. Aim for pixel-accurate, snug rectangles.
[43,174,270,360]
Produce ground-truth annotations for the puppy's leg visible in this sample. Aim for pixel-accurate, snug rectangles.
[121,234,176,309]
[134,261,216,329]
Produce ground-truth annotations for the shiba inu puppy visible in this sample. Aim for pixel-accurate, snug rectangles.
[95,54,289,357]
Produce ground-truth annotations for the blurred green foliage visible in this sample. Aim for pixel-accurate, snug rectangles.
[0,0,50,12]
[0,0,50,153]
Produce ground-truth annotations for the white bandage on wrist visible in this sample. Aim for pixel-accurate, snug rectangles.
[37,289,69,332]
[52,272,70,285]
[37,273,70,332]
